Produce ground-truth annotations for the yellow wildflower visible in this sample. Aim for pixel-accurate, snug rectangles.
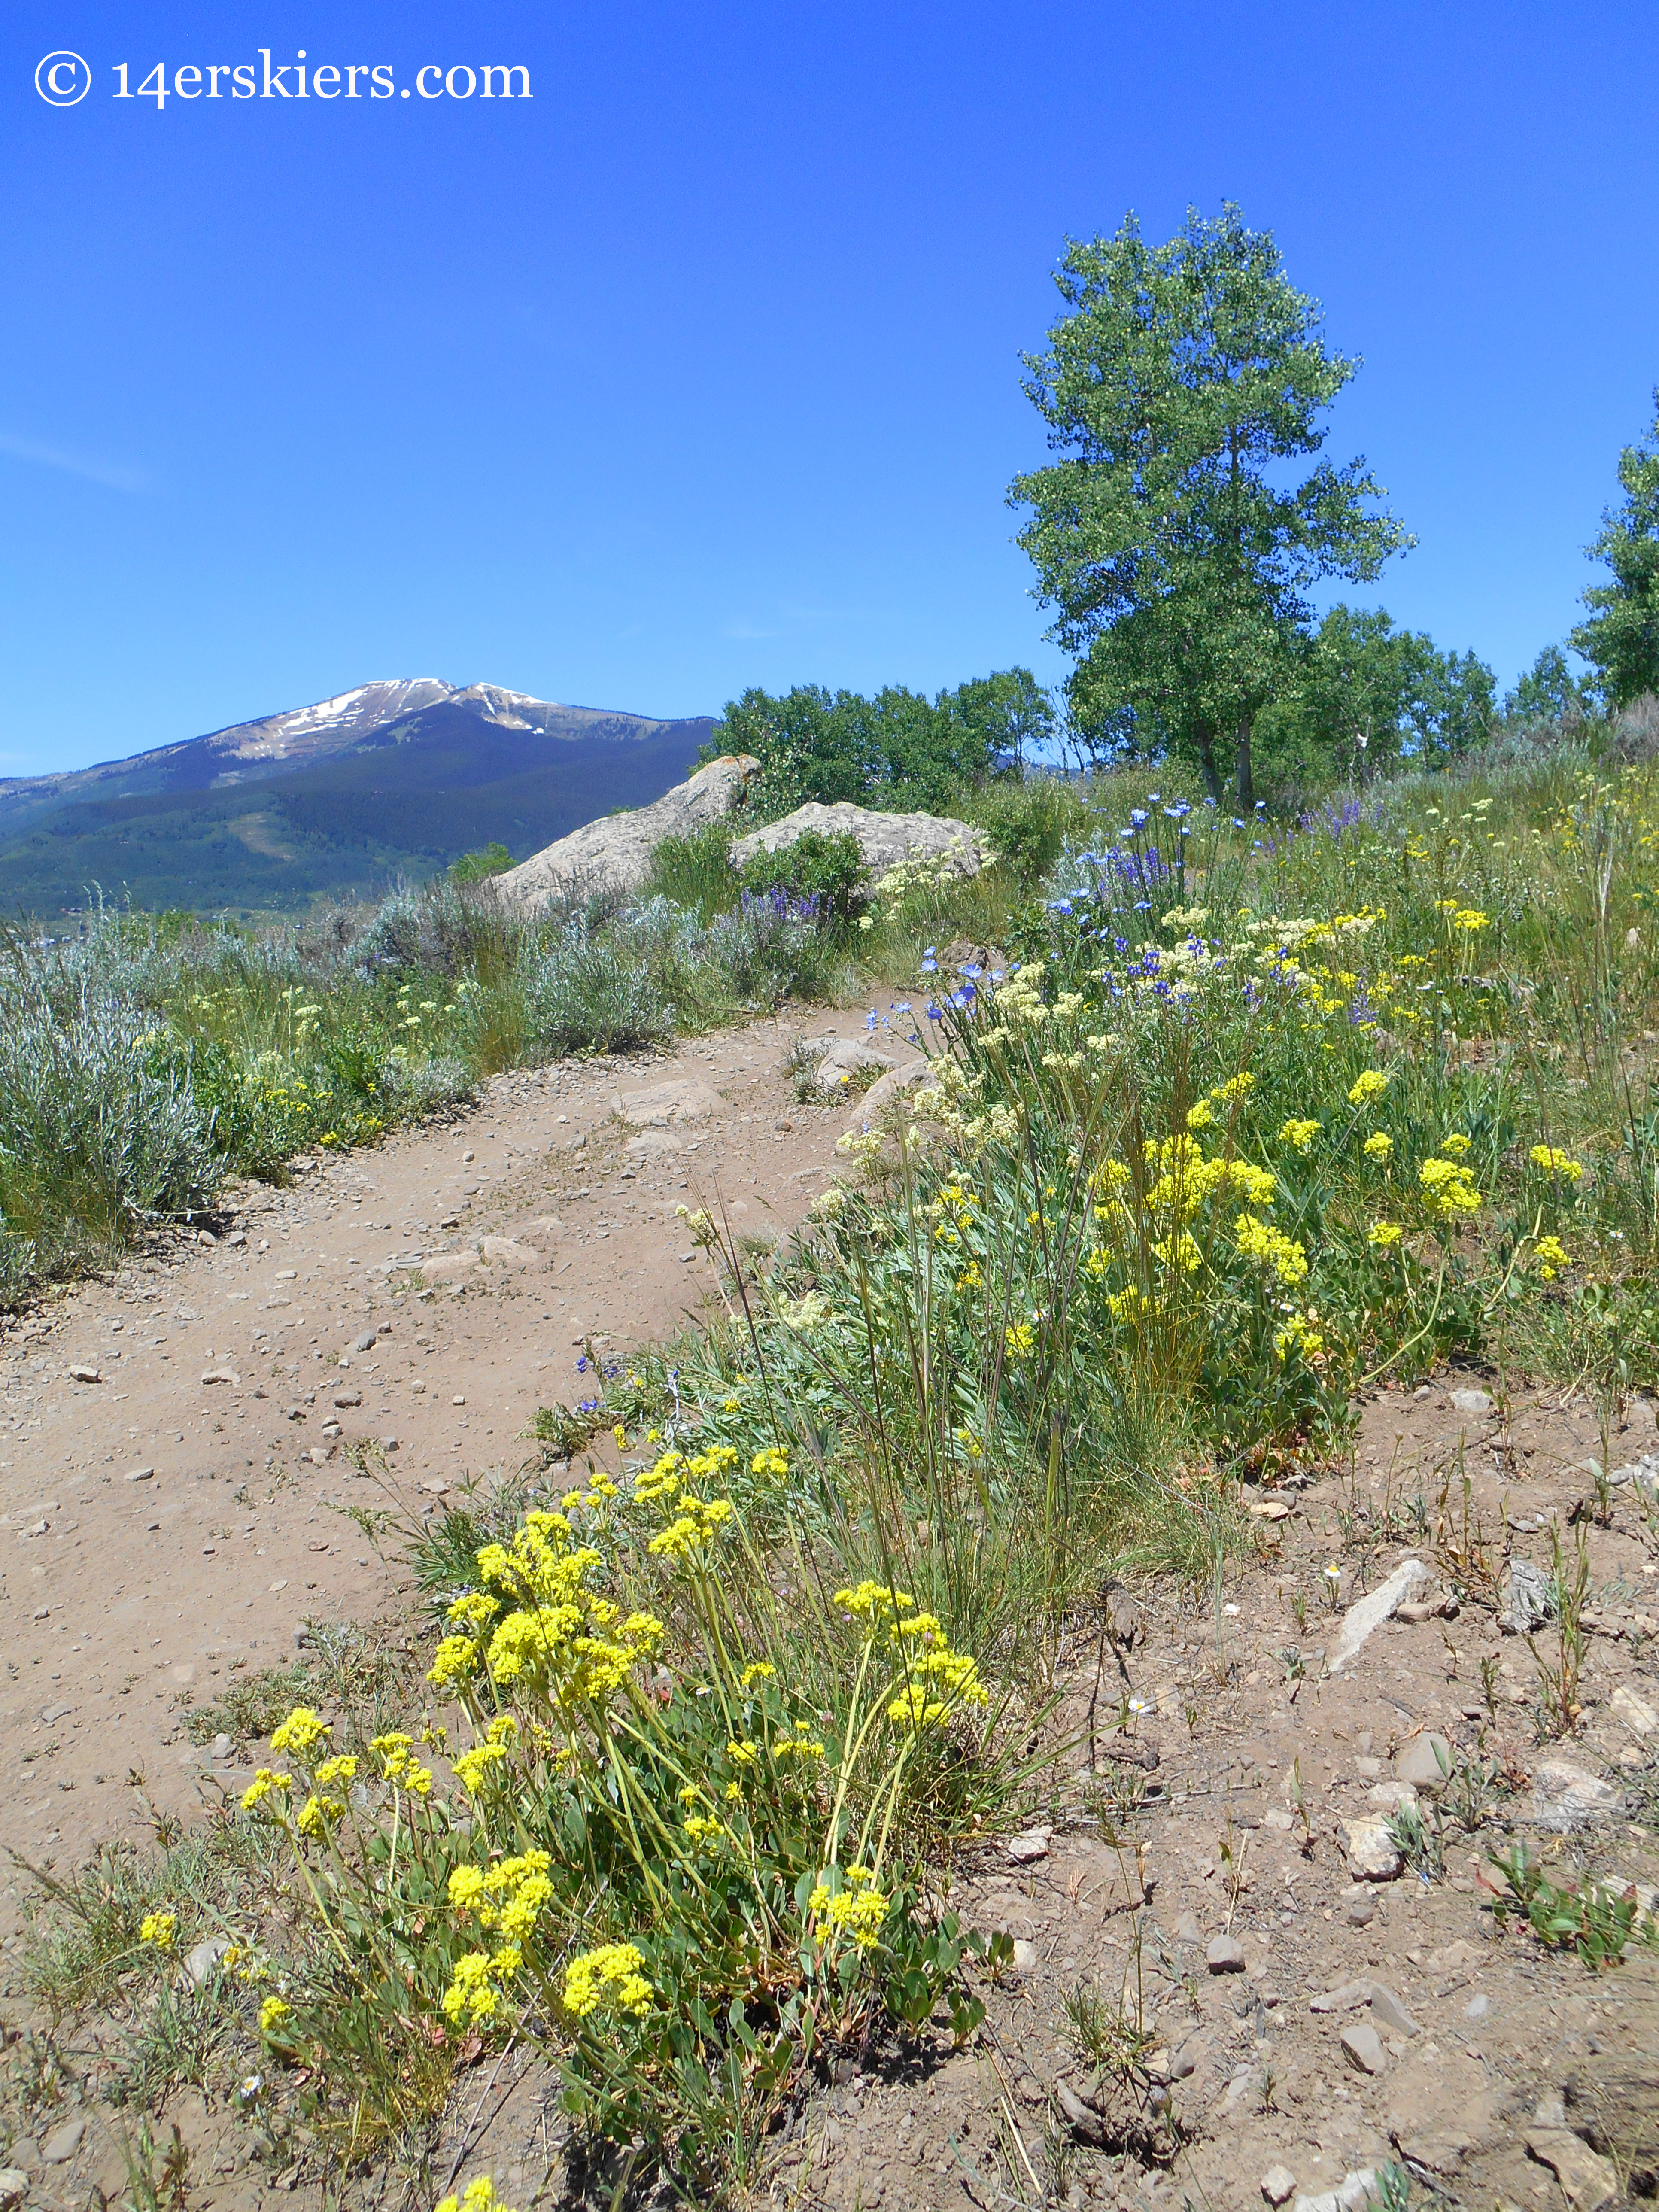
[1367,1221,1403,1247]
[1362,1131,1393,1162]
[1278,1118,1321,1152]
[1529,1145,1584,1181]
[1348,1070,1388,1106]
[269,1706,328,1756]
[140,1911,176,1949]
[562,1942,653,2020]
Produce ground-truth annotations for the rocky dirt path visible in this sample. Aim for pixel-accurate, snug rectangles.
[0,1007,897,1941]
[3,1018,1659,2212]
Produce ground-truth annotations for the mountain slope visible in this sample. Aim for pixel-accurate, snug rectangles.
[0,683,714,915]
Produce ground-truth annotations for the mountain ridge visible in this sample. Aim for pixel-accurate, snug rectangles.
[0,681,716,916]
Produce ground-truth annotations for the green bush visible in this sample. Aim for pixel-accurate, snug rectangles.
[968,778,1089,888]
[449,842,515,884]
[737,829,870,930]
[641,824,741,923]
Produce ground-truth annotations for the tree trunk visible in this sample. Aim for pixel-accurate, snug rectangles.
[1234,713,1254,811]
[1194,723,1223,804]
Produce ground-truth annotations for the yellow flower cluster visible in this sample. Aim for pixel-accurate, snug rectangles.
[808,1863,888,1951]
[453,1715,520,1796]
[431,1508,666,1710]
[1533,1234,1572,1280]
[240,1767,293,1810]
[1529,1145,1584,1181]
[140,1911,176,1949]
[443,1948,520,2027]
[1348,1070,1389,1107]
[1368,1221,1403,1248]
[833,1582,988,1729]
[1362,1131,1393,1162]
[370,1732,434,1794]
[269,1706,329,1756]
[436,2178,517,2212]
[1418,1155,1482,1219]
[563,1941,653,2020]
[1278,1118,1322,1153]
[636,1444,738,1564]
[1234,1212,1310,1286]
[449,1851,555,1944]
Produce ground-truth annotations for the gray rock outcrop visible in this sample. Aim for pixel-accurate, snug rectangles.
[496,756,758,912]
[729,801,986,882]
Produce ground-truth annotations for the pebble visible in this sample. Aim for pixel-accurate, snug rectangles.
[1525,2128,1619,2210]
[356,1330,377,1350]
[0,2169,27,2208]
[1394,1732,1455,1793]
[123,1466,155,1482]
[1261,2165,1296,2206]
[1206,1934,1246,1973]
[1531,1757,1624,1833]
[186,1936,231,1986]
[1339,2021,1387,2075]
[40,2120,85,2166]
[1449,1388,1492,1416]
[1611,1683,1658,1736]
[1344,1899,1374,1927]
[1005,1825,1052,1865]
[67,1366,100,1384]
[1463,1992,1489,2021]
[1342,1817,1403,1881]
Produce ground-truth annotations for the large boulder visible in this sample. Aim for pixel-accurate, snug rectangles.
[729,802,986,884]
[496,755,757,912]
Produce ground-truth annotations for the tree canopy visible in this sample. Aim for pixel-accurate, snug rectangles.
[1252,606,1494,786]
[1009,205,1412,805]
[703,669,1051,814]
[1569,392,1659,710]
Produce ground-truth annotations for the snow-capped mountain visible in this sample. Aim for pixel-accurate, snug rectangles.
[0,680,708,830]
[0,681,716,913]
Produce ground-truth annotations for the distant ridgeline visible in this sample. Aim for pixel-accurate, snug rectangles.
[0,681,714,916]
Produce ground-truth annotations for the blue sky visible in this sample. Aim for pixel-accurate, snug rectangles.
[2,0,1657,776]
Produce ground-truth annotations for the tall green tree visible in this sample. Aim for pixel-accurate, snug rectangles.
[1252,606,1494,785]
[1009,206,1413,805]
[705,669,1042,814]
[1501,644,1595,729]
[1569,393,1659,709]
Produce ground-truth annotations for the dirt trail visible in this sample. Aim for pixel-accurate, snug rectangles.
[3,1014,1659,2212]
[0,1009,887,1934]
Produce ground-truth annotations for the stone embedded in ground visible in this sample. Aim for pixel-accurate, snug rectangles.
[1325,1557,1429,1674]
[845,1059,931,1130]
[123,1466,154,1482]
[1464,1991,1489,2021]
[185,1935,231,1986]
[497,753,760,909]
[1449,1387,1492,1416]
[1531,1756,1624,1833]
[1525,2127,1619,2209]
[1340,2021,1388,2075]
[1291,2167,1378,2212]
[1364,1982,1419,2036]
[1501,1559,1554,1632]
[1309,1981,1373,2014]
[812,1038,899,1094]
[1053,2076,1109,2145]
[355,1330,377,1350]
[1261,2165,1296,2206]
[730,800,987,884]
[1342,1817,1404,1880]
[67,1365,100,1383]
[612,1078,722,1129]
[1010,1939,1039,1972]
[1366,1780,1419,1814]
[1005,1825,1052,1864]
[1611,1683,1659,1736]
[0,2169,28,2209]
[1206,1934,1246,1972]
[1394,1730,1455,1792]
[40,2121,84,2166]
